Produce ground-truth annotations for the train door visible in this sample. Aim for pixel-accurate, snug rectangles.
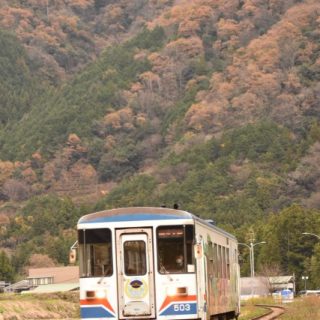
[116,228,155,319]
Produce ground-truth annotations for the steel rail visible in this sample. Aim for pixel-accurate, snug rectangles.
[251,304,285,320]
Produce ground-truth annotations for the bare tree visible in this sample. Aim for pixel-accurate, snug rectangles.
[3,179,30,201]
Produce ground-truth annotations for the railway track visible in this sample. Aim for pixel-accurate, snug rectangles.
[251,304,285,320]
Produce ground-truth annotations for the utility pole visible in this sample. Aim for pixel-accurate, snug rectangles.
[45,0,49,20]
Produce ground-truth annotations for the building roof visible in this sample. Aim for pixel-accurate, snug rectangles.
[25,282,79,293]
[4,280,31,293]
[269,276,294,284]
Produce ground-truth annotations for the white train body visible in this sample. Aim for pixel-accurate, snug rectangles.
[77,207,240,320]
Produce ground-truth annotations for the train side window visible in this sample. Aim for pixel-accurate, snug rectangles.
[208,241,213,260]
[208,241,214,277]
[217,245,221,278]
[222,246,226,279]
[213,243,218,278]
[226,248,230,279]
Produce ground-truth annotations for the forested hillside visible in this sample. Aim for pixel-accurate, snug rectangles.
[0,0,320,290]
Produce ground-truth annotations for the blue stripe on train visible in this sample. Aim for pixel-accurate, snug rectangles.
[160,303,197,316]
[81,306,115,318]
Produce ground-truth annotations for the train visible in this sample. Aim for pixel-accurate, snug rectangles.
[73,207,240,320]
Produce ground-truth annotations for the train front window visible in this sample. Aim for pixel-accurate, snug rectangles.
[157,225,194,274]
[78,228,112,278]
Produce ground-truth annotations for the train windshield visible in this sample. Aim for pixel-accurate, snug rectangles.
[78,228,112,278]
[157,225,194,273]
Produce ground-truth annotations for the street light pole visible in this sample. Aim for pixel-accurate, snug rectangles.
[251,241,266,277]
[239,241,266,277]
[301,232,319,292]
[238,243,252,277]
[301,276,308,291]
[251,243,255,278]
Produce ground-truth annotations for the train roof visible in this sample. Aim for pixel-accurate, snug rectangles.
[78,207,237,240]
[78,207,194,224]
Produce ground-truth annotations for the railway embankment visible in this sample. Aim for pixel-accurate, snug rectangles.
[0,292,80,320]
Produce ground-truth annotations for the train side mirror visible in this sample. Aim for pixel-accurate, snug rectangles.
[69,248,77,264]
[194,244,203,259]
[69,241,78,264]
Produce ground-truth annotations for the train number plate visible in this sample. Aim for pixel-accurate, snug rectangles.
[173,303,191,312]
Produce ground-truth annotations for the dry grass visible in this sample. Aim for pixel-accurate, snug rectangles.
[239,297,275,320]
[1,293,318,320]
[281,296,320,320]
[239,296,320,320]
[239,304,267,320]
[0,292,80,320]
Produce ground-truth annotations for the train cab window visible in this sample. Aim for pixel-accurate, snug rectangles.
[78,229,112,278]
[157,225,194,274]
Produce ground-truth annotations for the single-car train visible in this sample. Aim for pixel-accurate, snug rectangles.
[74,207,240,320]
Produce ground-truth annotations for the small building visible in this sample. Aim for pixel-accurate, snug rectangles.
[269,275,295,294]
[5,266,79,293]
[28,266,79,287]
[240,275,295,300]
[240,277,270,300]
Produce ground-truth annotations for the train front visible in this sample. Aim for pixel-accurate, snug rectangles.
[76,207,199,320]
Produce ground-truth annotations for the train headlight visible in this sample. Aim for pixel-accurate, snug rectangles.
[95,289,107,299]
[86,290,106,299]
[166,287,187,296]
[166,287,177,296]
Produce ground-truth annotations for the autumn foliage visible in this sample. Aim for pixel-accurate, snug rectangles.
[0,0,320,285]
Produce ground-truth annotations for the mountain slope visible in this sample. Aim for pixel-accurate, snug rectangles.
[0,0,319,206]
[0,0,173,83]
[0,30,42,128]
[0,0,320,285]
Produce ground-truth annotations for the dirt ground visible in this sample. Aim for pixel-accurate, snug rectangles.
[0,292,80,320]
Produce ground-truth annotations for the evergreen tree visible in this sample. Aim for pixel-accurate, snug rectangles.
[309,244,320,289]
[0,251,14,282]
